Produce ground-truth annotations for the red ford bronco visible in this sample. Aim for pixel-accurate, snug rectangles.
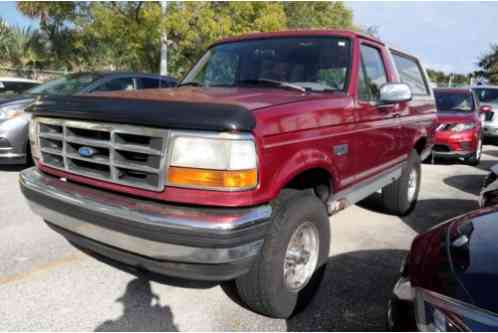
[20,30,436,318]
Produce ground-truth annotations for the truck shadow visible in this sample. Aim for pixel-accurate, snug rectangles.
[358,195,478,234]
[286,249,407,331]
[94,277,178,332]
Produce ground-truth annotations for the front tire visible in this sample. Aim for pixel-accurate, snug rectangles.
[382,150,421,216]
[235,190,330,318]
[465,135,482,166]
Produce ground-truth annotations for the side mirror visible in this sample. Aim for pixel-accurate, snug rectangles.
[379,83,412,105]
[480,105,493,114]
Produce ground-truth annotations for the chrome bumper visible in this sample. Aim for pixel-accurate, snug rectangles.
[20,168,271,268]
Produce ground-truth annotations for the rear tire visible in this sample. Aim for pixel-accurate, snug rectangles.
[382,150,421,216]
[235,190,330,318]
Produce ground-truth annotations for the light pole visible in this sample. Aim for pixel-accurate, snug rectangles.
[160,1,168,76]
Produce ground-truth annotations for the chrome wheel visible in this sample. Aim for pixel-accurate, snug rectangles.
[407,168,418,203]
[283,221,319,291]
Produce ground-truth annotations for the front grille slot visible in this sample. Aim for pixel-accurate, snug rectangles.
[42,152,64,168]
[66,127,111,141]
[36,118,169,191]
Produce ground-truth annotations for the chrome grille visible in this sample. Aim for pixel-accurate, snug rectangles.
[36,117,169,191]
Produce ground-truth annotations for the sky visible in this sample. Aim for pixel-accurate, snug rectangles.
[1,1,497,74]
[348,1,498,73]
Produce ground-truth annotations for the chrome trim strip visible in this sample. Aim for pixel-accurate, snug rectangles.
[328,162,404,214]
[415,287,498,330]
[341,154,407,187]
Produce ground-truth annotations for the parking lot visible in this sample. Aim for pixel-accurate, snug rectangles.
[0,146,495,331]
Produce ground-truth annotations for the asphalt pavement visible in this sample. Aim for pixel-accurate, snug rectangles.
[0,147,495,331]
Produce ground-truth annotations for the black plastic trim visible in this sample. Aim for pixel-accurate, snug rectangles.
[27,95,256,132]
[52,225,254,281]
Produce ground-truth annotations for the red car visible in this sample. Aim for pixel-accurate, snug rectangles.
[432,88,485,165]
[20,30,436,318]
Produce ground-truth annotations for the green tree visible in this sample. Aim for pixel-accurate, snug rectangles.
[283,2,352,29]
[477,44,498,84]
[15,1,355,78]
[0,18,12,62]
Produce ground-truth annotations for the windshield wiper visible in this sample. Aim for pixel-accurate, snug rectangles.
[238,79,306,93]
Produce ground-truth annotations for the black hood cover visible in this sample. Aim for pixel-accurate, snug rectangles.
[26,95,256,132]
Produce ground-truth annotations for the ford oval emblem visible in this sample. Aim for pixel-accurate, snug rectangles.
[78,146,97,158]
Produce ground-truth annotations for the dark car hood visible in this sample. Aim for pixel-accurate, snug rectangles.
[411,207,498,314]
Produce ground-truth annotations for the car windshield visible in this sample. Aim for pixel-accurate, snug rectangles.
[435,91,475,112]
[27,74,100,95]
[473,88,498,105]
[181,36,351,92]
[0,81,38,98]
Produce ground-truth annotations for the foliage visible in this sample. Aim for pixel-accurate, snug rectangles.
[477,44,498,84]
[12,1,355,77]
[426,68,470,87]
[283,2,353,30]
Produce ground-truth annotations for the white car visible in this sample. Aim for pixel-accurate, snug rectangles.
[0,77,40,99]
[472,85,498,138]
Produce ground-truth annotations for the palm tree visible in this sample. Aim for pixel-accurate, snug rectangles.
[0,18,12,63]
[7,26,43,70]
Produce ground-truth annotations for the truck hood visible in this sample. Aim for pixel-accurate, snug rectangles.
[27,87,324,132]
[91,86,319,111]
[436,111,476,125]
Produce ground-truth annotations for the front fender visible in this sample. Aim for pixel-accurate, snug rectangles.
[268,147,337,198]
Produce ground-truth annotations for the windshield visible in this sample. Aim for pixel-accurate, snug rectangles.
[27,74,100,95]
[473,88,498,105]
[435,91,475,112]
[182,36,351,92]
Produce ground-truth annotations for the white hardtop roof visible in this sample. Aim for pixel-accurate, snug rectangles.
[0,77,40,83]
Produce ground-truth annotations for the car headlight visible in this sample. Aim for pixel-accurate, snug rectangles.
[451,123,475,132]
[167,131,258,190]
[0,103,26,120]
[29,118,41,160]
[415,288,498,331]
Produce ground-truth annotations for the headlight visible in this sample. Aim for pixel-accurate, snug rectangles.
[415,288,498,331]
[0,103,26,120]
[167,132,258,190]
[29,118,41,160]
[451,123,475,132]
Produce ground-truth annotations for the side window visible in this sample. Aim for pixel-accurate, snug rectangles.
[94,78,135,92]
[139,78,159,89]
[358,45,388,101]
[392,53,429,95]
[160,79,175,88]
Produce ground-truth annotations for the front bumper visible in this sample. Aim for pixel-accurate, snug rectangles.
[0,115,29,164]
[20,167,272,281]
[388,276,417,331]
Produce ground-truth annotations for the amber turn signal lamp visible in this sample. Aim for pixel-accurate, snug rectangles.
[168,167,257,190]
